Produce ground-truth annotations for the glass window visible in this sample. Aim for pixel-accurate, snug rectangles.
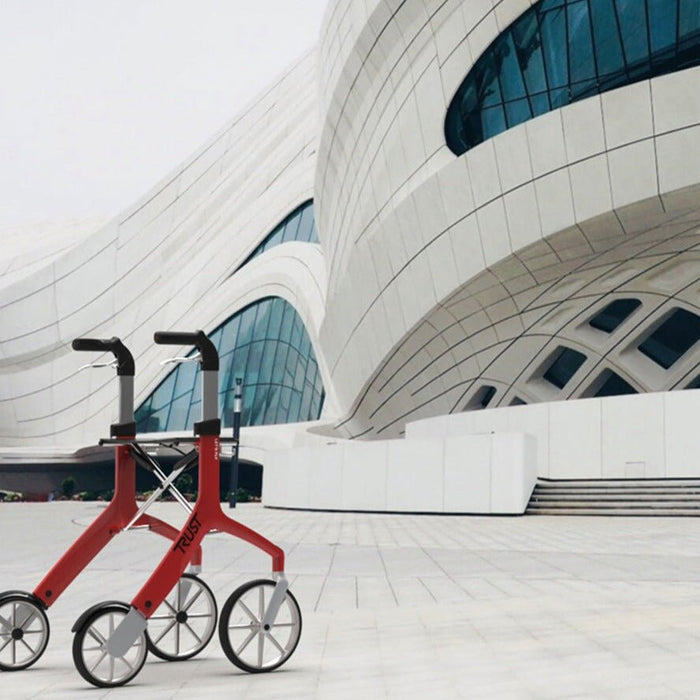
[593,370,638,397]
[542,346,587,388]
[135,296,325,432]
[465,385,497,410]
[445,0,700,156]
[638,308,700,369]
[234,200,318,273]
[589,298,641,332]
[648,0,677,59]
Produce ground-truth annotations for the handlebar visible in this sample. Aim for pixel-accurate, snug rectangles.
[72,337,135,377]
[154,330,219,371]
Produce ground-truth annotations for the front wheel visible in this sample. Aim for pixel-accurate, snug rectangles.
[72,603,147,687]
[146,573,217,661]
[0,592,50,671]
[218,579,302,673]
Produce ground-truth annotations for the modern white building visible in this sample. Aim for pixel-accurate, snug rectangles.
[1,0,699,512]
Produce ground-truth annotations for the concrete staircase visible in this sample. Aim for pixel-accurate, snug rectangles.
[526,478,700,515]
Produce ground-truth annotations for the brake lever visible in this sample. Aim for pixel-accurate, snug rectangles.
[78,359,119,372]
[160,352,202,366]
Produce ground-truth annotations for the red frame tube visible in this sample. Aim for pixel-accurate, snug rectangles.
[131,435,284,618]
[33,443,202,608]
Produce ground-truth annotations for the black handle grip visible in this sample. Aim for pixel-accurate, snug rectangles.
[72,337,135,376]
[154,330,219,371]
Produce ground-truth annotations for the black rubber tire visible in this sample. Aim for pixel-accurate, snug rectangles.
[0,592,50,671]
[218,578,302,673]
[72,603,147,688]
[146,573,217,661]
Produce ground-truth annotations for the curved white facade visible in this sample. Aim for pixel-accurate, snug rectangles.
[314,0,700,438]
[1,1,699,511]
[1,52,332,446]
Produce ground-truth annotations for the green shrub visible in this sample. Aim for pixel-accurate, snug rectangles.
[61,476,76,499]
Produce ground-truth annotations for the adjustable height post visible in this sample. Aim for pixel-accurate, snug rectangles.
[229,378,243,508]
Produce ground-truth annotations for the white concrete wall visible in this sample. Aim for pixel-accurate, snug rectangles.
[407,390,700,480]
[263,431,536,514]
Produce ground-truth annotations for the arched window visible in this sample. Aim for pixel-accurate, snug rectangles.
[235,200,318,273]
[135,297,325,432]
[445,0,700,156]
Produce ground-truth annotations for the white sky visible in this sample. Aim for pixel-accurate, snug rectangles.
[0,0,328,230]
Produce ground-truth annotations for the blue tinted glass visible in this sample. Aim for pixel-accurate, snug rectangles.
[616,0,650,65]
[209,327,223,352]
[568,1,596,84]
[445,0,700,156]
[512,13,548,91]
[296,205,314,241]
[594,371,637,397]
[589,298,641,332]
[263,385,281,424]
[638,308,700,369]
[167,393,191,429]
[543,347,587,388]
[648,0,677,56]
[135,296,324,431]
[479,58,503,108]
[541,9,568,88]
[254,299,273,337]
[289,391,302,423]
[258,340,276,385]
[238,305,257,341]
[235,200,318,272]
[150,377,175,411]
[505,98,532,127]
[172,361,197,399]
[281,212,301,243]
[272,343,289,384]
[590,0,626,75]
[679,0,700,40]
[531,92,551,115]
[482,105,507,139]
[218,316,240,358]
[499,34,527,100]
[267,301,284,338]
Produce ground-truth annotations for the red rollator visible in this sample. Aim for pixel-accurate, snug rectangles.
[0,336,215,672]
[70,331,302,687]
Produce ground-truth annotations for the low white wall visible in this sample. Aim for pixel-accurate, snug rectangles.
[407,390,700,480]
[263,432,536,514]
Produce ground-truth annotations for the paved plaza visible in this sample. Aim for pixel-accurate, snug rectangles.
[2,501,700,698]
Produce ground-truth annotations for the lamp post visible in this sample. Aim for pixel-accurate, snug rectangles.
[228,377,242,508]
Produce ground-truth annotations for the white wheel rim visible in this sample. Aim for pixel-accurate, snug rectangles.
[80,611,146,685]
[148,577,216,657]
[0,599,48,668]
[225,584,300,670]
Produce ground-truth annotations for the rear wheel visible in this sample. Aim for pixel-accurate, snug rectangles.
[0,592,49,671]
[146,573,217,661]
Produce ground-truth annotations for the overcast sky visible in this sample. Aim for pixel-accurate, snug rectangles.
[0,0,328,230]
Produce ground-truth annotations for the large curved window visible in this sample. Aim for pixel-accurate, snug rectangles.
[235,200,318,273]
[445,0,700,156]
[135,297,325,432]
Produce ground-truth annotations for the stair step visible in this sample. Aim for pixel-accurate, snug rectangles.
[536,479,700,488]
[527,478,700,516]
[531,493,700,501]
[526,507,700,516]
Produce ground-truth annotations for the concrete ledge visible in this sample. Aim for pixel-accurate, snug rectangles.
[263,432,536,514]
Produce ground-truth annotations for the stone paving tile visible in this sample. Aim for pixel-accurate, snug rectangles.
[3,503,700,698]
